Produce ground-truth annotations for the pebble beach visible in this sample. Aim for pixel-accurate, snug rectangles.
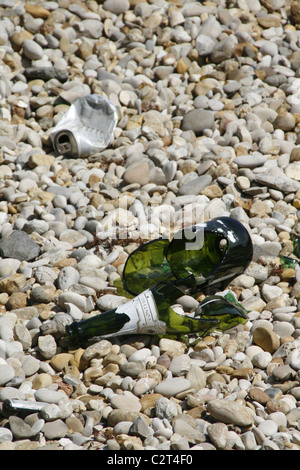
[1,0,300,451]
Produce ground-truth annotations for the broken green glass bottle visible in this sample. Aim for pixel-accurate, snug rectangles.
[66,217,252,345]
[66,286,248,344]
[122,216,253,295]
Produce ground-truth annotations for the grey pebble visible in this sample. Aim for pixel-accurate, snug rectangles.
[22,39,44,60]
[103,0,130,14]
[0,365,15,386]
[21,356,40,376]
[155,397,178,421]
[57,266,80,290]
[181,109,215,135]
[255,173,300,193]
[154,377,191,397]
[34,266,58,285]
[169,355,191,377]
[173,419,205,444]
[42,419,68,440]
[0,231,40,261]
[34,388,67,404]
[130,416,153,439]
[119,362,144,379]
[234,154,267,168]
[195,34,216,56]
[0,427,13,443]
[178,175,212,196]
[38,334,57,359]
[8,416,34,439]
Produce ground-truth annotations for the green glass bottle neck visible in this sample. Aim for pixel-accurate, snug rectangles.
[66,288,167,345]
[66,283,249,346]
[66,308,130,345]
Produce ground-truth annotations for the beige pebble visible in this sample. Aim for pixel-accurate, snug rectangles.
[28,154,55,168]
[207,399,254,426]
[0,293,9,305]
[159,338,187,358]
[201,184,223,199]
[123,161,150,186]
[177,57,190,74]
[59,36,70,53]
[253,326,280,353]
[6,292,27,310]
[250,200,273,217]
[10,30,33,50]
[140,393,163,413]
[49,353,73,371]
[236,176,250,190]
[83,366,104,384]
[285,162,300,181]
[107,409,141,427]
[25,4,50,18]
[36,105,54,120]
[248,387,270,405]
[241,296,266,312]
[116,434,144,450]
[32,373,53,390]
[0,274,27,295]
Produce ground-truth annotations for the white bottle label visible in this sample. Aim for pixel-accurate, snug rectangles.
[113,289,166,337]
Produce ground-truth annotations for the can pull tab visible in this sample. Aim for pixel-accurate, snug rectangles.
[54,130,78,157]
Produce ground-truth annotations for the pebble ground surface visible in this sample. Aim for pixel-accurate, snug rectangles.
[1,0,300,452]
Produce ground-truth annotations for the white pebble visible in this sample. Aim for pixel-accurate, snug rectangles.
[289,350,300,371]
[258,419,278,437]
[261,284,283,301]
[128,348,152,364]
[252,351,272,369]
[245,345,264,361]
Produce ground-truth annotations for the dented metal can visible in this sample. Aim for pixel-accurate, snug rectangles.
[50,94,118,158]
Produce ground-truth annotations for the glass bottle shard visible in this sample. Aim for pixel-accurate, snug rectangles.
[122,217,253,296]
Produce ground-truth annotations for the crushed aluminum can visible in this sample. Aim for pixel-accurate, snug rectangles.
[50,94,118,158]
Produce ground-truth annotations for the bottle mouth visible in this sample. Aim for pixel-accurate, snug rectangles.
[65,321,80,344]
